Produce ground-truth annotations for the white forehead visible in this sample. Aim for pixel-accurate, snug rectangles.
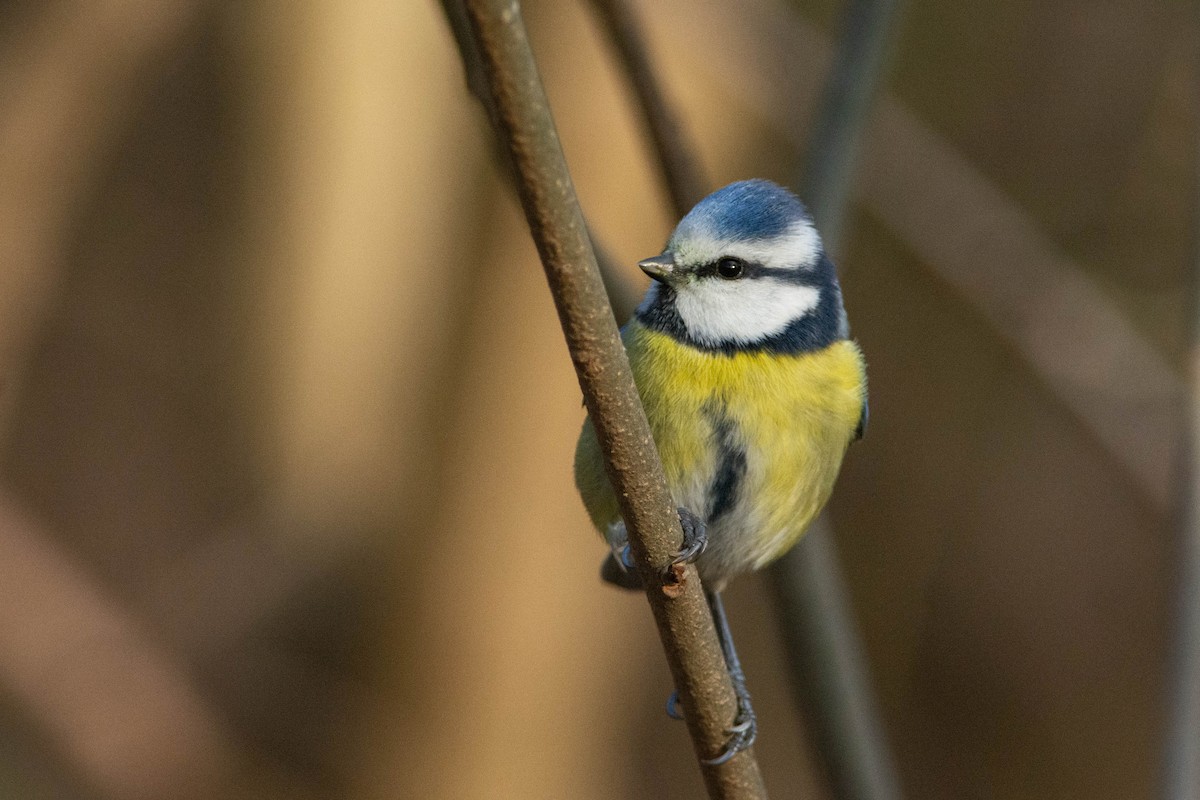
[672,219,822,271]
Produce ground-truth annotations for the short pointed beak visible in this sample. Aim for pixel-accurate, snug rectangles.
[638,252,676,283]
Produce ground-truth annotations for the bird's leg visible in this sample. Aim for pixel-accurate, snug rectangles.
[662,591,758,763]
[702,590,757,765]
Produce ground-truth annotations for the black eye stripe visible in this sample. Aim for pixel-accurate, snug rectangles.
[695,259,759,279]
[694,259,816,285]
[635,250,846,354]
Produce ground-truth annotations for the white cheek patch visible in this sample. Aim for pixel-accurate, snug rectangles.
[674,220,821,271]
[675,280,821,346]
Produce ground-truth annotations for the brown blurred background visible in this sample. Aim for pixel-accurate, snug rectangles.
[0,0,1196,798]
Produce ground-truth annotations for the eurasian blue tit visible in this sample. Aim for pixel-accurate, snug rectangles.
[573,178,867,763]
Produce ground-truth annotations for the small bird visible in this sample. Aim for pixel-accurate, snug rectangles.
[574,179,867,763]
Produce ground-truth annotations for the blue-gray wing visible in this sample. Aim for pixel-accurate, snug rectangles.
[854,396,869,441]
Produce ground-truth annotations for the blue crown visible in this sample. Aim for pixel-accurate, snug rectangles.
[673,179,810,244]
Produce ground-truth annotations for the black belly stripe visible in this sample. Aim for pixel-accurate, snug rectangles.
[706,408,747,523]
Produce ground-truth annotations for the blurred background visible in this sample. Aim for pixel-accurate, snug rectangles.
[0,0,1196,798]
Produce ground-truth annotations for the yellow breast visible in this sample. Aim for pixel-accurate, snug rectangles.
[574,321,866,585]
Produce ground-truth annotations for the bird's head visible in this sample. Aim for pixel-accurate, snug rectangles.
[635,179,847,354]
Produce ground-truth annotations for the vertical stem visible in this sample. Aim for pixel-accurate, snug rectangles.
[453,1,767,795]
[797,0,905,244]
[1166,368,1200,799]
[769,519,902,800]
[769,1,906,799]
[1162,43,1200,800]
[439,0,642,323]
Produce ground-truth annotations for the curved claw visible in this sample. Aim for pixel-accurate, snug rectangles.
[726,718,754,735]
[671,534,706,565]
[702,714,758,766]
[665,691,684,720]
[703,742,741,767]
[665,507,707,580]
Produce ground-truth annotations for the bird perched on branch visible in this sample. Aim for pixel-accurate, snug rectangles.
[574,178,867,764]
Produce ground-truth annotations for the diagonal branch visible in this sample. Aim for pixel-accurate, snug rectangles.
[451,1,767,796]
[586,0,708,215]
[439,0,643,323]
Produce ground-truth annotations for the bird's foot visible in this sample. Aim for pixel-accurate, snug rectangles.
[616,541,635,570]
[602,510,703,588]
[664,681,757,765]
[665,507,706,580]
[702,677,757,765]
[600,540,642,590]
[666,690,683,720]
[703,591,757,765]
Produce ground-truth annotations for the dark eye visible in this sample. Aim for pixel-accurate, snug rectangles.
[717,257,745,279]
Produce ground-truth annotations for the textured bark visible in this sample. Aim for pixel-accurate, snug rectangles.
[454,1,768,796]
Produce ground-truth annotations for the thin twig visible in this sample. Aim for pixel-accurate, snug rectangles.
[768,1,907,799]
[453,1,767,795]
[1162,38,1200,799]
[586,0,708,214]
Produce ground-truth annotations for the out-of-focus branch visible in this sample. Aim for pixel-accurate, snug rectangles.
[797,0,903,246]
[588,1,901,796]
[650,0,1180,508]
[862,102,1180,507]
[586,0,708,214]
[0,0,210,434]
[769,2,905,799]
[453,1,766,795]
[1162,53,1200,800]
[770,520,901,800]
[438,0,501,123]
[768,1,907,800]
[590,228,644,323]
[0,493,260,800]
